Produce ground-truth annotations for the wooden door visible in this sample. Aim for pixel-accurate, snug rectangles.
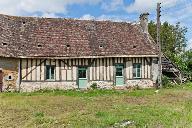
[115,64,124,86]
[0,70,3,92]
[78,67,88,88]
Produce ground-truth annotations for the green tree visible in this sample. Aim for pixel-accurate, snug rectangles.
[148,21,188,72]
[148,21,187,55]
[184,50,192,71]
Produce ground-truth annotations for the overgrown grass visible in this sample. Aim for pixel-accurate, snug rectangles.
[1,83,192,127]
[1,88,155,97]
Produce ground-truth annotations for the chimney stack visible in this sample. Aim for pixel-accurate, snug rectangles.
[139,13,149,33]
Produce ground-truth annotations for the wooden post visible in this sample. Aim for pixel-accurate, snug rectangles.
[157,3,162,87]
[18,59,22,92]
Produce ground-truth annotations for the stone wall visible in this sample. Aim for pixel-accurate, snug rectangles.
[0,57,19,91]
[20,81,77,92]
[88,81,114,89]
[20,79,154,92]
[126,79,154,88]
[20,81,114,92]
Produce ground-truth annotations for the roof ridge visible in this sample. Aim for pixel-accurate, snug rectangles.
[0,13,138,25]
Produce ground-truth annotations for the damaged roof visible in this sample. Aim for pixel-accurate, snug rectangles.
[0,14,158,58]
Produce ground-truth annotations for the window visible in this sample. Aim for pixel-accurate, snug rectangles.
[6,74,13,81]
[116,66,123,76]
[78,68,87,78]
[99,45,103,48]
[115,64,124,77]
[2,43,7,46]
[37,44,42,48]
[8,75,12,80]
[133,63,141,78]
[46,65,55,80]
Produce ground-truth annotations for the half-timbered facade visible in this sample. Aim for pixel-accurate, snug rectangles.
[0,13,159,92]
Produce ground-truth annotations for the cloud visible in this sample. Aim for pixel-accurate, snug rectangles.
[79,14,95,20]
[125,0,182,13]
[101,0,124,12]
[41,13,59,18]
[97,14,131,22]
[0,0,102,17]
[80,14,132,23]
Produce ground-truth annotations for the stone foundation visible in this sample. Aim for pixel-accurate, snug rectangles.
[20,82,77,92]
[126,79,154,88]
[19,79,154,92]
[20,81,114,92]
[88,81,114,89]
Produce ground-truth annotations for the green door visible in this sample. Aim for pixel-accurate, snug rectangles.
[78,67,88,88]
[115,64,124,86]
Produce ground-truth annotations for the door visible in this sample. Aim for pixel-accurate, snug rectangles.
[115,64,124,86]
[78,67,88,88]
[0,70,3,92]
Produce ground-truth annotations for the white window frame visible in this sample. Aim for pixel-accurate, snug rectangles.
[133,63,142,79]
[46,65,55,80]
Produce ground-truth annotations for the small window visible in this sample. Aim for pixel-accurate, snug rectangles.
[2,43,7,46]
[8,75,12,80]
[37,44,42,48]
[46,65,55,80]
[66,44,70,47]
[99,45,103,48]
[6,74,13,81]
[133,63,141,78]
[78,68,87,78]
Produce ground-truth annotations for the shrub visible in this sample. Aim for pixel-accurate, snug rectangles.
[162,76,174,88]
[90,83,97,89]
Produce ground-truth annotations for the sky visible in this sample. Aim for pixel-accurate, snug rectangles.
[0,0,191,50]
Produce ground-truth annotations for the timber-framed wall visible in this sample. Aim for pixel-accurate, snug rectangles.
[19,57,157,91]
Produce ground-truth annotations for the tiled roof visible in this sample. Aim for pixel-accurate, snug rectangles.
[0,14,158,58]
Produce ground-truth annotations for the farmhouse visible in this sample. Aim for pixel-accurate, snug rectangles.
[0,13,159,92]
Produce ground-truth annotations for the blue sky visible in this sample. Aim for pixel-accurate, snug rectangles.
[0,0,191,50]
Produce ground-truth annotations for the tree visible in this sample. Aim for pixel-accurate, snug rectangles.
[148,21,189,72]
[184,50,192,71]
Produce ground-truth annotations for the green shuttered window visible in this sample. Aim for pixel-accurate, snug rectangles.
[133,63,141,78]
[46,65,55,80]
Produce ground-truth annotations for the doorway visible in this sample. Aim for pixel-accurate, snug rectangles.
[78,67,88,88]
[115,64,124,86]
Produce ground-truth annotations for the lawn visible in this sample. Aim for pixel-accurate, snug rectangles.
[1,83,192,128]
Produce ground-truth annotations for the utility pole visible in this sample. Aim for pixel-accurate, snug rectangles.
[157,3,162,88]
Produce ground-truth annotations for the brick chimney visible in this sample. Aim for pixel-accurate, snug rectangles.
[139,13,149,33]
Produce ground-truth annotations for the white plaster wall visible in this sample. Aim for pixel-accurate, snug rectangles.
[152,58,159,84]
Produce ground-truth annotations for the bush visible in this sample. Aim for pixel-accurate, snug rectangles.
[162,76,174,88]
[90,83,97,89]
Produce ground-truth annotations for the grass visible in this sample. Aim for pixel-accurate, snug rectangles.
[1,83,192,127]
